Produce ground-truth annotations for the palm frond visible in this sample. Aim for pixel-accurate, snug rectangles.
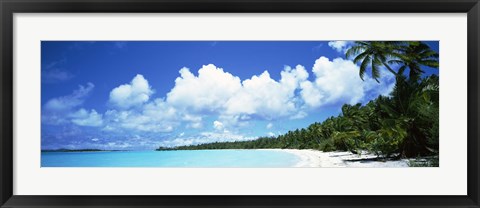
[398,65,407,75]
[355,41,370,46]
[353,51,369,63]
[418,60,439,68]
[388,59,405,65]
[359,55,371,81]
[345,45,365,59]
[371,57,382,82]
[419,50,439,59]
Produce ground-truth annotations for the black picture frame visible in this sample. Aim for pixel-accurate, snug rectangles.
[1,0,479,207]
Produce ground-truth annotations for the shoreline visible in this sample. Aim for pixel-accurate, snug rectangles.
[43,148,411,167]
[261,149,410,168]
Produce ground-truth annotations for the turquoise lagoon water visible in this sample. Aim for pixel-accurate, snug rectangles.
[41,150,301,167]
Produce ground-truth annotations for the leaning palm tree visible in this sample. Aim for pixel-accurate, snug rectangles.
[388,41,439,81]
[346,41,403,82]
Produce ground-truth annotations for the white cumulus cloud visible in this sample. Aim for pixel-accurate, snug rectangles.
[328,41,352,53]
[224,65,308,119]
[182,114,203,129]
[166,64,309,123]
[109,74,153,109]
[266,123,273,129]
[166,65,242,112]
[300,56,394,108]
[213,120,224,131]
[70,108,103,127]
[103,98,178,133]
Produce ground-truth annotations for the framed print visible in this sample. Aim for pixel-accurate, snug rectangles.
[1,0,479,207]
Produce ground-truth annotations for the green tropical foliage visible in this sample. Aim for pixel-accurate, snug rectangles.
[345,41,401,81]
[157,41,439,160]
[388,41,439,81]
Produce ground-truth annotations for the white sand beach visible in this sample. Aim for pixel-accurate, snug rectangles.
[263,149,410,168]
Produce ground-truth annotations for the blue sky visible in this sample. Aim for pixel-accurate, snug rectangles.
[41,41,439,150]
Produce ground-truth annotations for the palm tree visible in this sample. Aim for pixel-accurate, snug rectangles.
[345,41,402,82]
[341,103,367,129]
[375,74,439,157]
[388,41,439,81]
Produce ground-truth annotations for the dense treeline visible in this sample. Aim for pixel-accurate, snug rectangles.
[157,41,439,159]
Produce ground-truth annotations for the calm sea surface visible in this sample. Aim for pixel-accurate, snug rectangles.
[41,150,300,167]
